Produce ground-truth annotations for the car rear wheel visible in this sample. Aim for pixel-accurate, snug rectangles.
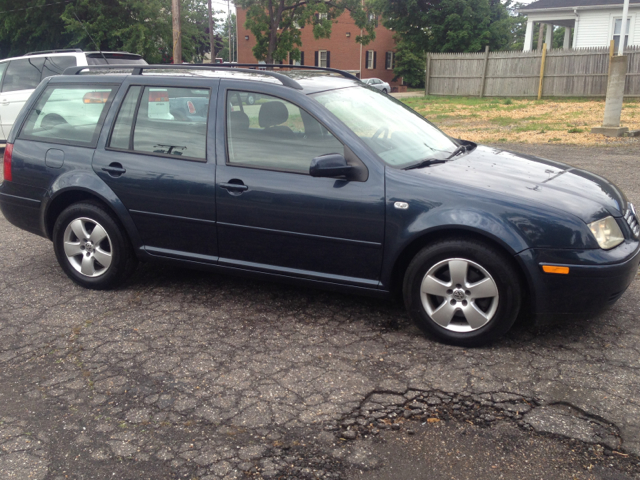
[382,88,388,94]
[247,94,256,105]
[403,238,521,347]
[53,202,137,290]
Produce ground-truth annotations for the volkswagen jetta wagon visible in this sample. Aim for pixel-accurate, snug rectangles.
[1,64,639,346]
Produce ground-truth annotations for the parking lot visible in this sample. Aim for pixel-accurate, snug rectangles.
[1,143,640,479]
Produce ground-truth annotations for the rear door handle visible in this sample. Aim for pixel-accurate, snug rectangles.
[220,182,248,192]
[102,162,126,177]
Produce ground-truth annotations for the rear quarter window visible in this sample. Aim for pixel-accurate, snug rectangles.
[19,84,117,147]
[2,58,44,92]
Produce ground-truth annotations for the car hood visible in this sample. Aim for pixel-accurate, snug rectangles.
[411,145,627,223]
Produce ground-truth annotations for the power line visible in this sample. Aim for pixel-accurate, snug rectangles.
[0,0,72,15]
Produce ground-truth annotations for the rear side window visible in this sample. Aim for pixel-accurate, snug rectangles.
[109,86,141,150]
[41,56,77,80]
[108,86,210,161]
[19,85,117,147]
[0,62,8,86]
[2,58,44,92]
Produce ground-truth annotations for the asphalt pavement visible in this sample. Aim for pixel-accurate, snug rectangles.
[1,143,640,479]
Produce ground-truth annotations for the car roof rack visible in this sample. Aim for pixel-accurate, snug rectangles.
[63,64,305,90]
[25,48,83,56]
[213,63,361,82]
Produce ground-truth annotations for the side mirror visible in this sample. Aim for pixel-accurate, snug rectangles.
[309,154,353,178]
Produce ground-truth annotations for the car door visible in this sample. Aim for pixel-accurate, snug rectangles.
[93,77,219,261]
[214,81,385,287]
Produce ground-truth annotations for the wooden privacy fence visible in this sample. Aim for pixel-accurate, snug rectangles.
[425,45,640,97]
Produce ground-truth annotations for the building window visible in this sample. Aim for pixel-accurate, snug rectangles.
[317,50,329,68]
[366,50,376,69]
[613,18,631,52]
[368,12,378,25]
[315,12,328,22]
[290,51,304,66]
[385,51,394,70]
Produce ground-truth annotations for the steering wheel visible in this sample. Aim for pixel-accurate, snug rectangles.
[372,126,389,141]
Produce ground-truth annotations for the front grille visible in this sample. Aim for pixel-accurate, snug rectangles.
[624,203,640,238]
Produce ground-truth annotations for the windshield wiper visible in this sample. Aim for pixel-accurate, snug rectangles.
[403,158,447,170]
[447,144,468,159]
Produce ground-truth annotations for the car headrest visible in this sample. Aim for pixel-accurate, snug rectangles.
[229,110,250,130]
[258,101,289,128]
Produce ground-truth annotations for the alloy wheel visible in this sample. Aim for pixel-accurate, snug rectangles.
[420,258,499,333]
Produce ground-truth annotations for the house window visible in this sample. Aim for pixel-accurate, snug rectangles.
[316,50,329,68]
[368,12,377,25]
[316,12,328,21]
[385,51,394,70]
[366,50,376,69]
[613,18,631,52]
[290,51,304,66]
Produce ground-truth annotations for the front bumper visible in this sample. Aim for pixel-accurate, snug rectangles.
[516,240,640,322]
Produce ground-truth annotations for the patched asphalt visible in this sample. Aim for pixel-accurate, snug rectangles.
[1,144,640,479]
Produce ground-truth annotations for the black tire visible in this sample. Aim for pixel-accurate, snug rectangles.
[247,94,256,105]
[403,238,521,347]
[53,201,137,290]
[382,88,388,94]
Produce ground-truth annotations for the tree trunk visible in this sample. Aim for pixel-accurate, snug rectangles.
[266,0,286,64]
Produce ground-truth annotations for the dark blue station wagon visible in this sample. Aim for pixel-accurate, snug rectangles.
[1,64,639,346]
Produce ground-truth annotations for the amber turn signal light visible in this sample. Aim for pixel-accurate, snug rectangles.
[542,265,570,274]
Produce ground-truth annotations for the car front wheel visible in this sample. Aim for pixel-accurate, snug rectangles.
[382,88,388,94]
[53,201,137,290]
[403,238,521,347]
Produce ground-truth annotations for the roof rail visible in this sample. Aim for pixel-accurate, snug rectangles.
[213,63,361,82]
[25,48,83,56]
[62,64,304,90]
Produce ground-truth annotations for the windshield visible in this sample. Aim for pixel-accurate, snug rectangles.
[312,87,458,168]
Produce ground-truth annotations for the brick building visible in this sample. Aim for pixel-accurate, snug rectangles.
[236,8,400,85]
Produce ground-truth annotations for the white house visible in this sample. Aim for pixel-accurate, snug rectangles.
[519,0,640,50]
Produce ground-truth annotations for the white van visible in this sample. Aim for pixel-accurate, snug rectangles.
[0,49,146,143]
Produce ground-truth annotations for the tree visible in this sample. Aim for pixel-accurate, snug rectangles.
[371,0,514,53]
[0,0,71,58]
[392,38,426,88]
[0,0,212,63]
[235,0,377,64]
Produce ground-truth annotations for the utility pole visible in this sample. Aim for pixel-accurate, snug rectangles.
[208,0,215,63]
[172,0,182,64]
[228,0,231,62]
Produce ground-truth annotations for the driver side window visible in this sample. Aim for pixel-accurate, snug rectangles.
[226,90,343,174]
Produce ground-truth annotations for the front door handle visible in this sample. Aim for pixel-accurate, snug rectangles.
[102,162,126,177]
[220,181,248,192]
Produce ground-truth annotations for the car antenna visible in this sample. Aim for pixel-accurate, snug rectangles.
[73,11,109,65]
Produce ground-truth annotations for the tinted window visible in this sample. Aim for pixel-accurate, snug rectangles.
[87,54,147,65]
[226,91,343,174]
[41,56,77,80]
[2,58,44,92]
[119,86,209,160]
[20,85,116,146]
[0,62,7,86]
[109,86,142,150]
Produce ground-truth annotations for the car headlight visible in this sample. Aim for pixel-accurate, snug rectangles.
[588,216,624,250]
